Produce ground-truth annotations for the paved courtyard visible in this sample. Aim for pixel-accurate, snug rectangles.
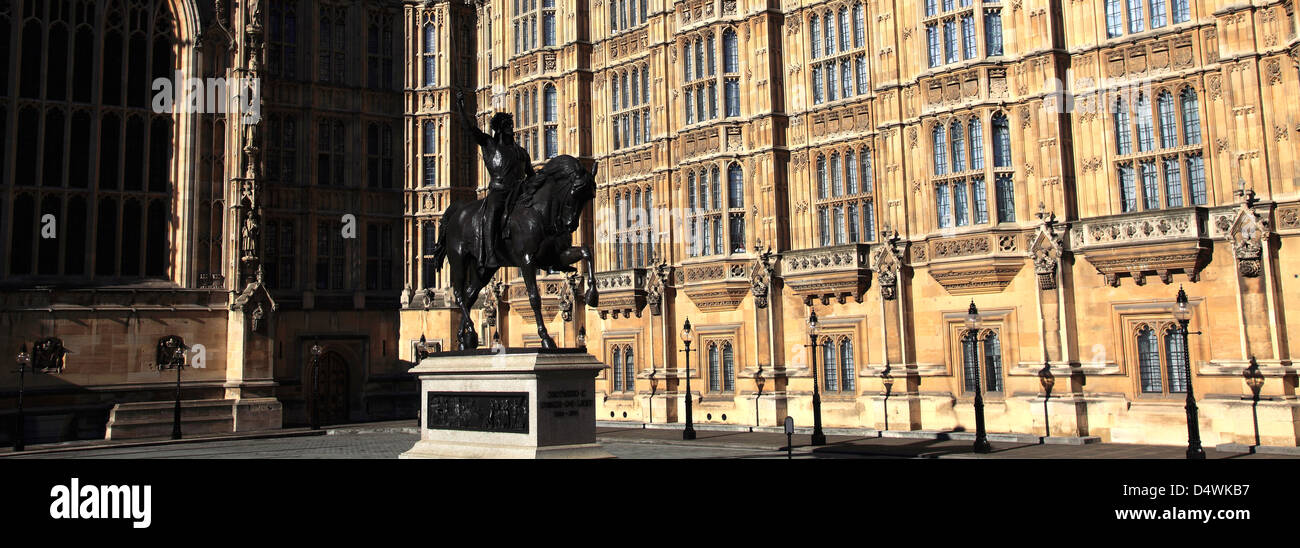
[4,424,1295,459]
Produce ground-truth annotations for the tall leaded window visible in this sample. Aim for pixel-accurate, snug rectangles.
[992,112,1011,167]
[1127,0,1144,33]
[367,13,394,90]
[422,120,439,187]
[6,0,179,279]
[318,119,346,186]
[724,29,740,117]
[513,0,540,54]
[624,346,636,392]
[1106,0,1124,37]
[611,64,650,150]
[1137,322,1191,396]
[264,219,296,289]
[543,84,558,158]
[269,1,299,79]
[1172,0,1190,23]
[962,330,1004,394]
[817,147,876,244]
[365,223,394,291]
[682,31,723,124]
[722,343,735,392]
[708,343,721,391]
[542,0,556,46]
[934,115,997,230]
[811,4,868,104]
[366,123,394,189]
[686,163,742,257]
[1114,87,1207,211]
[933,124,948,175]
[925,0,1000,69]
[316,220,346,289]
[320,6,347,84]
[612,346,623,391]
[423,22,437,87]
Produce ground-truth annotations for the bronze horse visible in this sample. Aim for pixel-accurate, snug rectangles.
[430,154,599,350]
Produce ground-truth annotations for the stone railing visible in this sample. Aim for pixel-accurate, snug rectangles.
[1069,208,1209,286]
[780,243,873,304]
[593,268,649,319]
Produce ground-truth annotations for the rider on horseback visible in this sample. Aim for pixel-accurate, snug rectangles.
[456,90,535,270]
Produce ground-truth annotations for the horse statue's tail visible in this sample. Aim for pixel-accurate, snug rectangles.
[431,210,449,272]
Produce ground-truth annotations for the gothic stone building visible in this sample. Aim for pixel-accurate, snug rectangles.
[5,0,1300,448]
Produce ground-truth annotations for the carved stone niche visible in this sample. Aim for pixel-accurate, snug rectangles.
[1070,208,1210,287]
[593,268,648,319]
[925,232,1027,295]
[1224,202,1270,278]
[681,259,753,312]
[781,243,874,305]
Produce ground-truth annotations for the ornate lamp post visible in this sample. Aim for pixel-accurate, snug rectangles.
[965,301,992,454]
[13,345,30,452]
[1038,362,1055,439]
[1243,357,1265,451]
[1174,286,1205,459]
[680,319,696,440]
[310,341,323,430]
[754,373,766,429]
[808,309,826,446]
[881,369,894,435]
[155,336,188,440]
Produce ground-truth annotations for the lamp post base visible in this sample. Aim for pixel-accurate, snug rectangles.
[682,426,696,440]
[811,431,826,446]
[973,438,992,454]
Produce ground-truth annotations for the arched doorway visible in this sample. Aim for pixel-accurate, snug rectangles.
[311,351,350,426]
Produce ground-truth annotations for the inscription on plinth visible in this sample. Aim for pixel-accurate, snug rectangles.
[540,389,594,419]
[426,392,529,434]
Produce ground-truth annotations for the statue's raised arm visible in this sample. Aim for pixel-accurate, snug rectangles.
[456,90,490,147]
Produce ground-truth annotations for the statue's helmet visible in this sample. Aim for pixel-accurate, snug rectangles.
[490,112,514,136]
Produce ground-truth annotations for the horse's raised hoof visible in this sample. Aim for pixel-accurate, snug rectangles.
[585,284,599,307]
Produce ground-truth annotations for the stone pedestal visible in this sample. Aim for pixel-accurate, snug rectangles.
[400,348,614,459]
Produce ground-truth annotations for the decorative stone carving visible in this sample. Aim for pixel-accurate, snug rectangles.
[1071,209,1209,286]
[1227,202,1270,278]
[1029,208,1064,290]
[871,227,904,301]
[749,246,777,309]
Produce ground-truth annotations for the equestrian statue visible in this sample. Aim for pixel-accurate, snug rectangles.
[430,91,599,350]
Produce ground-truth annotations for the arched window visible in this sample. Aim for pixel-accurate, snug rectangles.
[839,338,856,392]
[1157,91,1177,149]
[992,112,1011,167]
[982,332,1003,393]
[623,347,635,392]
[969,118,984,169]
[951,120,965,173]
[727,164,744,209]
[1163,327,1188,394]
[612,346,623,392]
[1114,98,1132,155]
[9,0,178,280]
[852,3,865,48]
[962,331,981,393]
[723,29,740,117]
[544,84,558,158]
[708,343,721,391]
[1135,93,1154,152]
[838,8,850,51]
[423,23,437,86]
[1137,326,1162,393]
[823,12,835,56]
[846,151,858,195]
[817,155,828,199]
[1180,88,1201,145]
[822,337,837,390]
[933,124,948,175]
[810,15,821,59]
[722,343,735,392]
[831,153,843,197]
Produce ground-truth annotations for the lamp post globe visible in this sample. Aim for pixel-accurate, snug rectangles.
[1175,286,1205,460]
[966,301,992,454]
[808,309,826,446]
[680,319,696,440]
